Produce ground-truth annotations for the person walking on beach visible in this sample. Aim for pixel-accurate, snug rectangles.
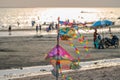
[31,20,36,27]
[8,25,12,35]
[93,29,98,48]
[39,24,42,32]
[36,24,39,34]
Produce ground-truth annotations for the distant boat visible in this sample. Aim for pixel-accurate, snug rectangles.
[80,11,96,13]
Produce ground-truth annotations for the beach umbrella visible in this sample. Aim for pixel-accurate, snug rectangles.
[92,20,113,38]
[92,20,113,33]
[102,20,113,26]
[92,20,113,28]
[92,20,102,27]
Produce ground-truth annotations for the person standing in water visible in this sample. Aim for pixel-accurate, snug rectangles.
[8,25,12,35]
[39,24,42,32]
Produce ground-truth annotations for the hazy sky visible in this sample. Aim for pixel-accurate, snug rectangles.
[0,0,120,8]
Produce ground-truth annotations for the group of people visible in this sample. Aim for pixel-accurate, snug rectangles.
[36,22,58,33]
[35,24,42,34]
[93,28,118,49]
[46,23,58,32]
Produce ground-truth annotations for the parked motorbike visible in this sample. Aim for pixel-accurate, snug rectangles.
[103,35,119,48]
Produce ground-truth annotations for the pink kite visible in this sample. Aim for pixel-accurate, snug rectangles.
[45,45,74,60]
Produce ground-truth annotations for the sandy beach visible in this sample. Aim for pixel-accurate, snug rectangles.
[0,26,120,80]
[12,65,120,80]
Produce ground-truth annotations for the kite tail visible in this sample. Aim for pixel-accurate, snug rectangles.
[77,30,90,58]
[69,41,80,64]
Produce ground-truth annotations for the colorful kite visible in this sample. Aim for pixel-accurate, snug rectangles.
[59,26,90,65]
[45,45,74,61]
[45,45,75,78]
[59,27,77,40]
[45,18,89,80]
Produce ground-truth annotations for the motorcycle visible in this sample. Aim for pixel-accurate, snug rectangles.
[103,35,119,48]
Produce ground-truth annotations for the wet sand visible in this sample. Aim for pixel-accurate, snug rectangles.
[0,33,120,69]
[0,27,120,80]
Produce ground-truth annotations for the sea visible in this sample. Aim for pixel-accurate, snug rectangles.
[0,8,120,28]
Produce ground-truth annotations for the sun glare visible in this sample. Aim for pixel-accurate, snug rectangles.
[40,8,100,23]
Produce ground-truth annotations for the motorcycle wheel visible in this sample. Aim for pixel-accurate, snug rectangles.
[104,42,109,48]
[114,41,119,48]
